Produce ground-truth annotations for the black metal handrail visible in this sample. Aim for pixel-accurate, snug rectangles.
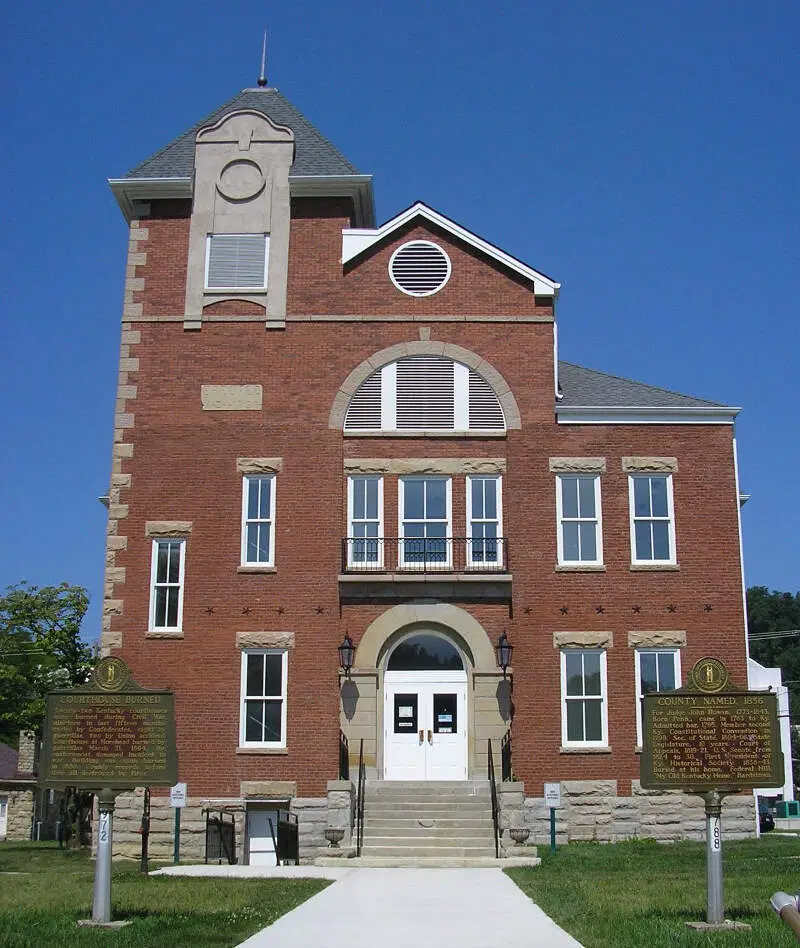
[338,730,350,781]
[342,537,509,574]
[501,730,512,783]
[356,738,365,856]
[488,739,500,859]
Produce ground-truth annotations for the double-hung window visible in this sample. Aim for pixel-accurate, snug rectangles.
[556,475,602,565]
[635,649,680,746]
[399,477,451,568]
[561,649,608,747]
[239,649,287,747]
[629,474,676,564]
[466,476,502,567]
[205,234,269,290]
[242,475,276,567]
[149,538,185,632]
[348,476,383,568]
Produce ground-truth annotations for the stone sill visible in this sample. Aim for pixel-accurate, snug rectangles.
[559,746,612,754]
[145,630,184,639]
[630,563,680,571]
[237,565,277,574]
[339,572,512,584]
[344,430,507,439]
[236,746,288,755]
[555,564,606,572]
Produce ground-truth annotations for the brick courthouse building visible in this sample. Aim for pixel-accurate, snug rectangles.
[100,85,757,861]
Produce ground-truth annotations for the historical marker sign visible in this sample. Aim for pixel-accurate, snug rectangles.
[640,656,783,792]
[40,657,177,789]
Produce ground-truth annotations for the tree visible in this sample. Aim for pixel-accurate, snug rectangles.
[0,582,94,746]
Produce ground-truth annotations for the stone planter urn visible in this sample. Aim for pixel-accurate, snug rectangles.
[508,826,530,846]
[324,827,346,848]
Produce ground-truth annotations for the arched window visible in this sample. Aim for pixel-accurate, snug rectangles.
[387,634,465,671]
[344,356,506,433]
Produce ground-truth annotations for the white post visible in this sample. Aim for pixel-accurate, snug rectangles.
[92,789,116,924]
[704,791,724,925]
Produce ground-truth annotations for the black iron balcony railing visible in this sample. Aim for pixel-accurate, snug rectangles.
[342,537,509,574]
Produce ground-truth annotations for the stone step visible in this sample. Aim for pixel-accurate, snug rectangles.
[316,854,542,868]
[364,833,494,847]
[366,805,491,819]
[365,817,494,830]
[360,844,498,858]
[366,785,490,800]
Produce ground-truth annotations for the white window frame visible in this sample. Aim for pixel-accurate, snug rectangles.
[628,474,677,565]
[204,233,270,291]
[556,474,603,566]
[399,476,452,569]
[239,649,288,748]
[635,648,681,746]
[148,538,186,632]
[241,475,276,567]
[347,475,384,568]
[466,475,503,568]
[560,649,608,748]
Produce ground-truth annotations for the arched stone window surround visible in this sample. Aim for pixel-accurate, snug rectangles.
[328,341,522,430]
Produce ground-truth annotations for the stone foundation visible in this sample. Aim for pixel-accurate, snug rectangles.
[498,780,756,847]
[108,783,354,863]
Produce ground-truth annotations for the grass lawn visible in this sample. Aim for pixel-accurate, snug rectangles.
[508,834,800,947]
[0,842,329,948]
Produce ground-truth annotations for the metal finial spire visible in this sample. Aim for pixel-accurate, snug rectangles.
[257,31,268,87]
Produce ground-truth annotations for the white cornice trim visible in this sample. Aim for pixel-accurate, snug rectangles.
[342,201,560,296]
[556,406,739,425]
[109,174,375,227]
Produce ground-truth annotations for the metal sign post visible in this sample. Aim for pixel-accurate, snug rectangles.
[544,783,561,854]
[92,789,116,924]
[171,782,187,865]
[704,791,724,925]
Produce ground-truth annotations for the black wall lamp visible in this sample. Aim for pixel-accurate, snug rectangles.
[338,633,355,678]
[496,631,513,679]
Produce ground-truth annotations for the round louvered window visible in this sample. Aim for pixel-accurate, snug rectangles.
[389,240,452,297]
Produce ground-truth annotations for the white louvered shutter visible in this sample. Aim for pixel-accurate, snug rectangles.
[468,370,506,429]
[206,234,269,289]
[396,356,455,429]
[344,371,382,430]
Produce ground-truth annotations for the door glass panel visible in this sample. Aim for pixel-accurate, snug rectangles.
[433,693,457,733]
[394,693,418,733]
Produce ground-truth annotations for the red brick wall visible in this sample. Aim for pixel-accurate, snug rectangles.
[110,198,746,798]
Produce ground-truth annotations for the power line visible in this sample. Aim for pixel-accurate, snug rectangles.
[749,629,800,642]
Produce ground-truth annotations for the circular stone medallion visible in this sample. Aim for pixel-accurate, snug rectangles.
[216,159,265,202]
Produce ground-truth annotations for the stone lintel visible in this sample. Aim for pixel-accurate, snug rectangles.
[549,457,606,473]
[622,456,678,473]
[201,384,263,411]
[145,521,193,538]
[236,631,294,649]
[237,457,283,474]
[553,631,613,649]
[344,457,506,476]
[627,630,687,648]
[240,780,296,798]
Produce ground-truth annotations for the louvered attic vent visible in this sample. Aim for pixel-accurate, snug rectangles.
[389,241,452,296]
[206,234,269,289]
[344,356,506,432]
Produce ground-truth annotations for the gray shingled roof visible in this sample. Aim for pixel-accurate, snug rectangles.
[558,362,727,408]
[122,88,361,180]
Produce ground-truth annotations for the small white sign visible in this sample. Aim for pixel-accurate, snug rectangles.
[170,782,187,809]
[544,783,561,808]
[709,815,721,852]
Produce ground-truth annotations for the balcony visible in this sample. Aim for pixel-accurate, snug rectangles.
[339,538,512,604]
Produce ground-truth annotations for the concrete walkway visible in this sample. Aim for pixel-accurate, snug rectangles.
[235,867,583,948]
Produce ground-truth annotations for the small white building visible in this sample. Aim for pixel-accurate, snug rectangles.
[748,657,794,801]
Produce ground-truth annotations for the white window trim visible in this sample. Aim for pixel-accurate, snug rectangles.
[241,474,277,567]
[634,647,682,746]
[466,475,503,568]
[628,474,677,565]
[239,649,288,748]
[556,474,604,566]
[398,476,453,569]
[347,475,384,568]
[148,538,186,632]
[204,233,270,292]
[560,648,608,748]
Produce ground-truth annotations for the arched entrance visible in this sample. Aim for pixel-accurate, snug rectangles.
[383,632,468,781]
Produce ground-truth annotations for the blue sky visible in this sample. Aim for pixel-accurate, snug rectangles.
[2,1,798,643]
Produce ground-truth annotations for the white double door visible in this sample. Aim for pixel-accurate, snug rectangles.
[384,671,467,781]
